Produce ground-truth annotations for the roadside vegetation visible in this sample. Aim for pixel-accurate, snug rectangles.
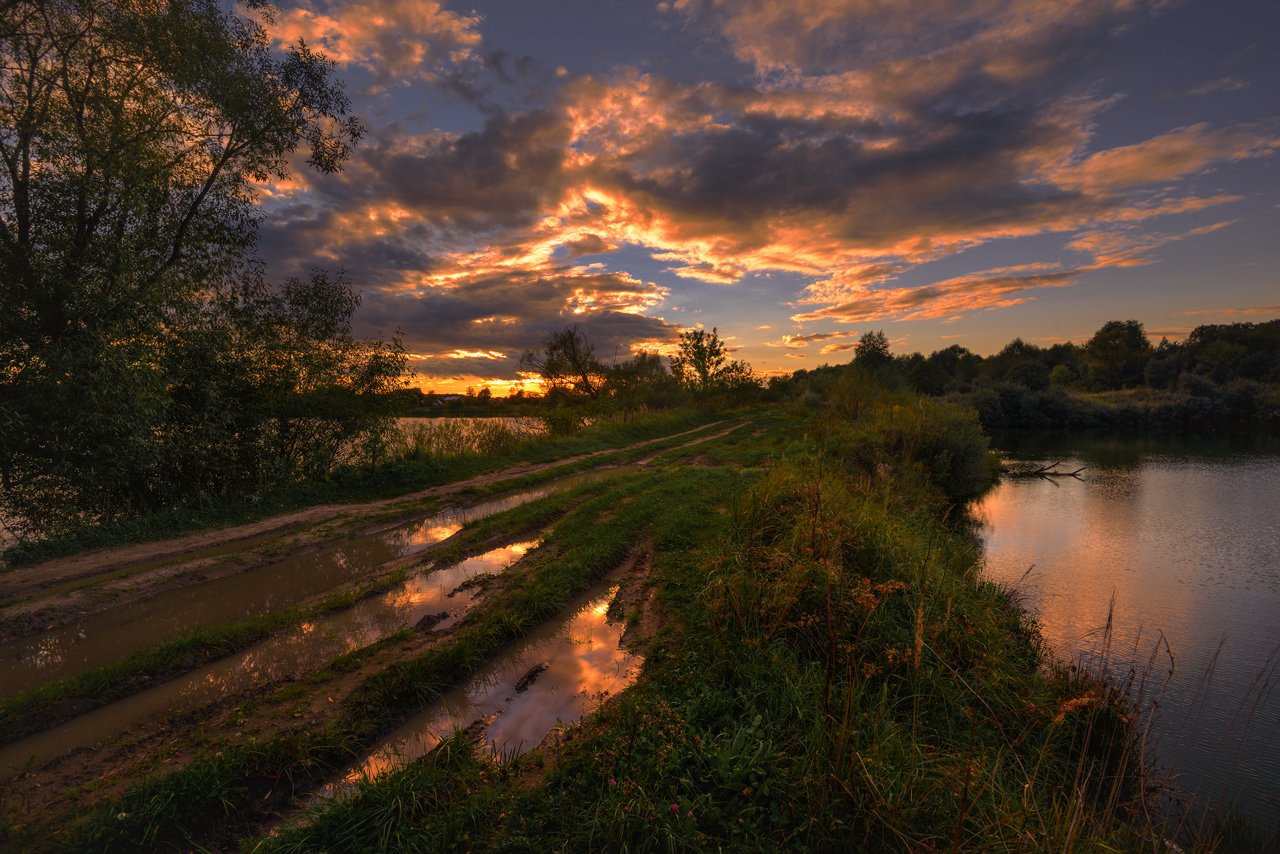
[0,407,715,568]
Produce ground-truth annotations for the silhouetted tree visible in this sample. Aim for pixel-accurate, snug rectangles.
[519,325,607,398]
[670,328,754,393]
[854,331,893,370]
[0,0,394,535]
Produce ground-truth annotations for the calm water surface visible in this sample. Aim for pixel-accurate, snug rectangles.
[975,433,1280,828]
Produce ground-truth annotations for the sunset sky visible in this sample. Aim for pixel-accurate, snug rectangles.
[253,0,1279,393]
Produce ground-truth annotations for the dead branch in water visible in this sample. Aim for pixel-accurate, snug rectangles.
[1003,461,1086,480]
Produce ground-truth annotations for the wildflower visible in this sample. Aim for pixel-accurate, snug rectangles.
[1052,694,1100,724]
[671,803,679,813]
[116,812,128,821]
[609,777,617,787]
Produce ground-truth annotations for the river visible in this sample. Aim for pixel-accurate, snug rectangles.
[975,432,1280,829]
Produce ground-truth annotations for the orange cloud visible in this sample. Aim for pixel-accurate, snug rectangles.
[1174,305,1280,319]
[770,331,858,348]
[669,0,1160,78]
[268,0,482,85]
[1067,220,1237,267]
[1055,124,1278,193]
[564,274,669,316]
[793,267,1081,325]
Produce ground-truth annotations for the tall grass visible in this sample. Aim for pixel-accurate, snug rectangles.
[388,418,545,460]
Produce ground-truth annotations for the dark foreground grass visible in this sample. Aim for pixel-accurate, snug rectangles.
[1,407,718,570]
[255,399,1164,852]
[41,458,755,852]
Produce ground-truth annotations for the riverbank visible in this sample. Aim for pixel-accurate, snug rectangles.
[958,383,1280,432]
[1,394,1248,850]
[980,430,1280,838]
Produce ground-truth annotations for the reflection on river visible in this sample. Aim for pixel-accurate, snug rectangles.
[975,432,1280,827]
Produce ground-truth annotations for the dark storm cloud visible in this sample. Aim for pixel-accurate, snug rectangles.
[354,266,677,378]
[307,109,572,230]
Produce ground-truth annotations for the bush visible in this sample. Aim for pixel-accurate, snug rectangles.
[541,405,583,436]
[816,374,999,504]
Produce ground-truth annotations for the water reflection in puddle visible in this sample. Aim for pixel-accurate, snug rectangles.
[0,542,535,779]
[330,583,642,796]
[1,490,554,697]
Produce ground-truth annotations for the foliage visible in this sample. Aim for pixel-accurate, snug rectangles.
[517,324,609,399]
[669,327,756,393]
[820,394,1001,504]
[1085,320,1153,390]
[853,329,893,371]
[518,325,686,413]
[517,324,760,415]
[0,0,406,537]
[1,268,405,534]
[1,0,359,347]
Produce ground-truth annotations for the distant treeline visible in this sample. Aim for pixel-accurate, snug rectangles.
[788,320,1280,431]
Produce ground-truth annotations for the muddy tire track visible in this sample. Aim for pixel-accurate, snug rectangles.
[0,420,728,642]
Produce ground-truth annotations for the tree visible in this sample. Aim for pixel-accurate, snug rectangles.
[518,324,607,398]
[1085,320,1152,390]
[1,0,361,348]
[925,344,982,390]
[850,330,903,386]
[669,327,754,393]
[0,0,386,535]
[853,330,892,368]
[903,352,950,395]
[605,350,672,398]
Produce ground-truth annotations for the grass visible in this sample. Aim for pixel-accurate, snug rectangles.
[388,416,545,459]
[251,399,1160,852]
[9,391,1243,851]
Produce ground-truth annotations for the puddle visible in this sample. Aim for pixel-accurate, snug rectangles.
[0,490,555,698]
[327,582,642,797]
[0,541,536,780]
